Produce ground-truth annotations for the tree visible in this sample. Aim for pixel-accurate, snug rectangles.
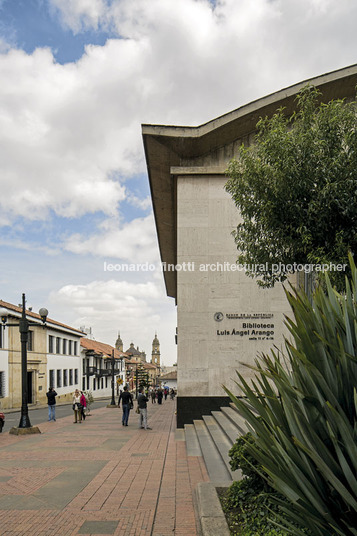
[225,86,357,289]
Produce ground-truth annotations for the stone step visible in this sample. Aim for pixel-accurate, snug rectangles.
[193,419,232,484]
[202,415,241,481]
[230,401,258,416]
[221,406,249,434]
[211,410,242,444]
[184,423,202,457]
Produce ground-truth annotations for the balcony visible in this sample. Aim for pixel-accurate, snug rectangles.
[86,366,97,376]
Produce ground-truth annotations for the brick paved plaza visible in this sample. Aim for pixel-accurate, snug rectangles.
[0,401,208,535]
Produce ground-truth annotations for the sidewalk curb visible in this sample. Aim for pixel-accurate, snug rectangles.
[1,397,111,414]
[194,482,231,536]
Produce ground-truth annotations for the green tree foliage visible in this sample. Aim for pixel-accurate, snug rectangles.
[224,255,357,536]
[225,86,357,288]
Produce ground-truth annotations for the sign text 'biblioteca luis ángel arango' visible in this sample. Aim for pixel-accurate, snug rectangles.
[214,313,275,341]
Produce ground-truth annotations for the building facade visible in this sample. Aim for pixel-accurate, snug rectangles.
[80,338,126,398]
[0,299,84,409]
[142,64,357,427]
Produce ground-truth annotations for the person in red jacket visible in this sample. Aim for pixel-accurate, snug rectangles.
[80,391,87,421]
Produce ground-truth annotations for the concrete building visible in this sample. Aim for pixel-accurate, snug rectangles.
[142,64,357,427]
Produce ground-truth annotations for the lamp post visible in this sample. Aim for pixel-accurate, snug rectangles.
[0,293,48,435]
[106,348,118,408]
[110,349,116,406]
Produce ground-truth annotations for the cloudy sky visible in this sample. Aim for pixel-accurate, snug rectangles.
[0,0,356,364]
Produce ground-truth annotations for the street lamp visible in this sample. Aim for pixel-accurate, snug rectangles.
[0,293,48,435]
[107,348,124,408]
[110,349,116,406]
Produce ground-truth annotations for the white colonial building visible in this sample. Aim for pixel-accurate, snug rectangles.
[0,299,84,409]
[80,337,127,399]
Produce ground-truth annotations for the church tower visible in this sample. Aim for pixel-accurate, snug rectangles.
[151,333,160,367]
[115,331,123,352]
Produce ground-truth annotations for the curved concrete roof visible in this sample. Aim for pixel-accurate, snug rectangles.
[142,63,357,299]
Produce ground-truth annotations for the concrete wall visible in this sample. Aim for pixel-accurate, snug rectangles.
[176,173,292,406]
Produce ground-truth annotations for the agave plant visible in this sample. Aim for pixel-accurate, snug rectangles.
[224,255,357,536]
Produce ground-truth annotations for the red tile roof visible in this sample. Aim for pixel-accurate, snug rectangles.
[0,299,85,335]
[80,337,128,360]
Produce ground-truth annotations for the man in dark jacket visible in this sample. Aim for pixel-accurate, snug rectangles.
[46,387,57,421]
[118,385,133,426]
[137,387,151,430]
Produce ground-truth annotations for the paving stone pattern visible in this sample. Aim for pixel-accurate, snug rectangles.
[0,399,209,535]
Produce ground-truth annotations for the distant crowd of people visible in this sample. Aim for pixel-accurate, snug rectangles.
[46,384,177,431]
[149,387,176,403]
[117,385,177,429]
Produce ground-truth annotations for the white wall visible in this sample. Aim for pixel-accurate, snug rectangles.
[176,174,292,398]
[46,354,82,397]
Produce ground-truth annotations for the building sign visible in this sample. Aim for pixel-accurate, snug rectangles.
[214,313,275,341]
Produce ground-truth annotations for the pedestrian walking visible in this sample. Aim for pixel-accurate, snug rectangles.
[164,388,168,401]
[137,387,151,430]
[118,385,133,426]
[80,391,87,421]
[157,387,163,405]
[72,389,82,423]
[170,388,175,400]
[150,388,156,403]
[46,386,57,421]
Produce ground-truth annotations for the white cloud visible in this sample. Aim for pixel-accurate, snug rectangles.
[63,214,159,262]
[50,0,109,32]
[1,0,357,227]
[50,278,177,363]
[1,0,357,366]
[126,194,152,211]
